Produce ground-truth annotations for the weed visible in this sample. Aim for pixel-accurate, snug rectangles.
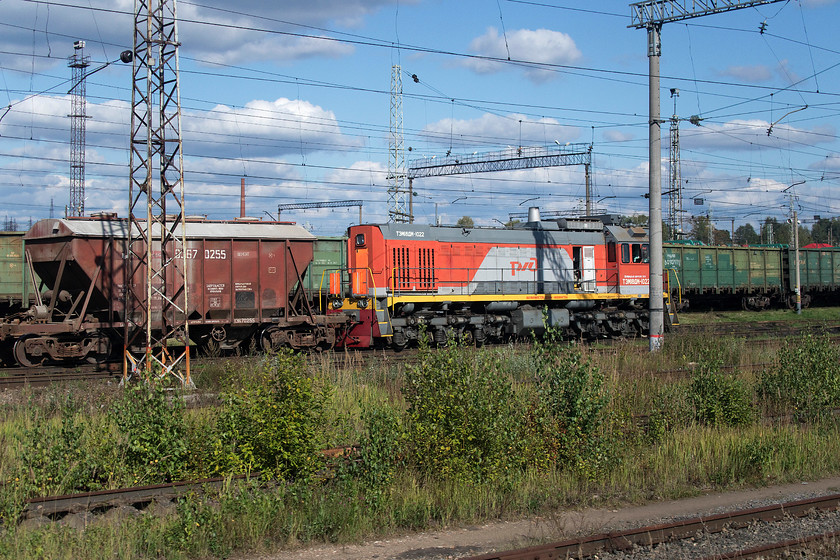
[532,325,612,477]
[109,384,189,485]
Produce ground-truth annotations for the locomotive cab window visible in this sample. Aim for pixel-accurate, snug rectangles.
[607,242,616,263]
[640,243,649,263]
[621,243,649,264]
[355,234,366,247]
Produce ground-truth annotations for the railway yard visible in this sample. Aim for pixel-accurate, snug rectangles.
[3,0,840,557]
[1,310,840,559]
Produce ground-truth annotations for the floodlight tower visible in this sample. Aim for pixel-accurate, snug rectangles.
[629,0,786,352]
[388,65,409,223]
[668,87,682,239]
[68,41,90,217]
[124,0,190,385]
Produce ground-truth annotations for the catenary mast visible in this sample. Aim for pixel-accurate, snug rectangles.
[124,0,191,385]
[629,0,786,352]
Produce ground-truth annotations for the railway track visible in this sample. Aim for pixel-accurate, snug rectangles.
[0,363,120,387]
[674,319,840,340]
[18,446,354,523]
[1,319,838,389]
[466,493,840,560]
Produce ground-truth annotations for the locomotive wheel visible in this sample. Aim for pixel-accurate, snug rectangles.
[473,328,486,347]
[13,337,44,367]
[391,329,408,351]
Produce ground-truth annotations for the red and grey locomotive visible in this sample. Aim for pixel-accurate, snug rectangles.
[336,212,651,349]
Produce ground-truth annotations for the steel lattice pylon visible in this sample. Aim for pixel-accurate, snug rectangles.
[124,0,190,385]
[388,65,409,223]
[668,92,683,239]
[68,41,90,217]
[668,117,682,237]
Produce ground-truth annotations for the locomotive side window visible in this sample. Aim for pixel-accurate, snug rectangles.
[355,233,366,247]
[607,242,616,263]
[621,243,630,264]
[622,243,649,264]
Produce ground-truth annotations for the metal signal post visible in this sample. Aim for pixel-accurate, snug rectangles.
[124,0,191,386]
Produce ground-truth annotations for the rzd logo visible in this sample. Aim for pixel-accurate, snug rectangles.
[510,257,537,276]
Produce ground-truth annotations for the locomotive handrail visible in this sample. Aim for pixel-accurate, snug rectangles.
[317,267,349,312]
[384,265,631,297]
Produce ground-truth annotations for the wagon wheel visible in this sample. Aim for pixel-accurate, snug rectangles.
[85,335,113,365]
[0,342,15,367]
[13,336,44,367]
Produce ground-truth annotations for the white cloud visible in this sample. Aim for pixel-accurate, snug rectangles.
[420,113,579,149]
[185,97,359,158]
[0,0,404,71]
[462,27,582,82]
[603,130,635,143]
[719,65,773,83]
[681,119,835,151]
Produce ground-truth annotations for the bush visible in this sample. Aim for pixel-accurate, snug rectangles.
[645,383,693,443]
[759,333,840,420]
[0,395,111,522]
[110,384,190,485]
[532,331,611,476]
[691,372,754,427]
[689,349,754,427]
[403,336,524,483]
[13,395,107,497]
[210,350,329,480]
[354,402,405,490]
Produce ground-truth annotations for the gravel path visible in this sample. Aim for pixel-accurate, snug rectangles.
[246,477,840,560]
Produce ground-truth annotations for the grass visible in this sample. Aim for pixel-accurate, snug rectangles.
[676,305,840,325]
[2,328,840,559]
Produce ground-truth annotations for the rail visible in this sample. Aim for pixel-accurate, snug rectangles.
[467,492,840,560]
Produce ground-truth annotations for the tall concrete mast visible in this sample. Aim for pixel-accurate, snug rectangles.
[629,0,786,351]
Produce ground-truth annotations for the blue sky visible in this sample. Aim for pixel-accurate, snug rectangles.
[1,0,839,236]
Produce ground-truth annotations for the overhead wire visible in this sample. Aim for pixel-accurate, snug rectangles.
[1,0,832,226]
